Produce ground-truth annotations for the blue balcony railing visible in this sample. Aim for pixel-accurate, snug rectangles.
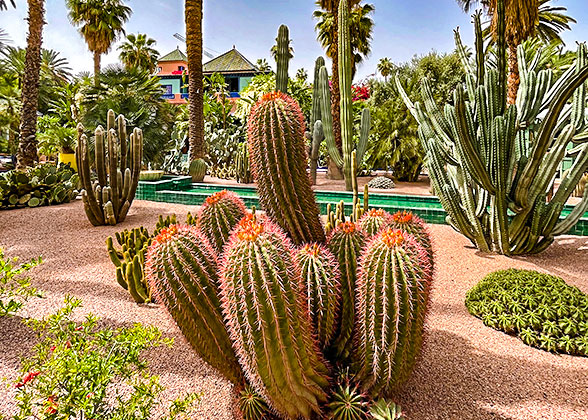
[161,93,175,100]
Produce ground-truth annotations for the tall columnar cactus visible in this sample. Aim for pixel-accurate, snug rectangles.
[389,211,433,268]
[327,221,367,357]
[235,142,252,184]
[196,190,247,253]
[248,92,326,244]
[310,57,326,185]
[315,0,371,191]
[76,109,142,226]
[355,228,432,397]
[219,215,330,419]
[397,1,588,255]
[275,24,290,94]
[144,224,243,385]
[359,209,393,237]
[295,243,342,349]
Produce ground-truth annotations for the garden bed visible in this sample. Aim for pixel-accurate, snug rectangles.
[0,200,587,419]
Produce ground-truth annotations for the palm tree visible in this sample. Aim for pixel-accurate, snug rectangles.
[66,0,131,85]
[314,0,374,150]
[185,0,205,170]
[256,58,271,73]
[16,0,45,169]
[377,57,393,82]
[118,33,160,73]
[0,28,10,52]
[456,0,574,103]
[296,68,308,82]
[0,0,15,10]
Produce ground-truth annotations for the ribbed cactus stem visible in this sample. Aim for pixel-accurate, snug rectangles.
[356,228,432,397]
[196,190,247,253]
[248,92,325,244]
[359,209,393,237]
[327,221,367,356]
[219,215,330,419]
[390,211,434,268]
[311,56,326,127]
[145,225,242,385]
[275,24,290,93]
[339,0,353,191]
[295,243,341,349]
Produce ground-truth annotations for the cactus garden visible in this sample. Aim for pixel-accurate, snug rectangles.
[1,0,588,419]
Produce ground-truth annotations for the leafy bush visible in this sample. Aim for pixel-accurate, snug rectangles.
[11,297,200,419]
[0,163,78,209]
[204,121,245,179]
[0,249,41,317]
[466,269,588,355]
[36,115,77,156]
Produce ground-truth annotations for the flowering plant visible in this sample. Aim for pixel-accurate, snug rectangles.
[10,297,200,420]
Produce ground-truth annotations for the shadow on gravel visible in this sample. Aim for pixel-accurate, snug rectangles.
[397,328,588,420]
[0,315,39,369]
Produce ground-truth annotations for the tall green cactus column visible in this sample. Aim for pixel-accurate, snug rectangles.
[275,24,290,94]
[219,215,330,419]
[76,109,142,226]
[248,92,325,244]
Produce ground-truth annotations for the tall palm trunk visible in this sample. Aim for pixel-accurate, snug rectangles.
[185,0,204,160]
[330,1,342,152]
[93,51,101,85]
[507,43,520,104]
[17,0,45,169]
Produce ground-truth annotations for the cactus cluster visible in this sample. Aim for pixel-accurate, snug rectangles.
[106,214,177,303]
[235,142,252,184]
[466,269,588,356]
[76,109,143,226]
[397,0,588,255]
[359,208,393,237]
[367,176,396,190]
[390,211,434,268]
[248,92,325,244]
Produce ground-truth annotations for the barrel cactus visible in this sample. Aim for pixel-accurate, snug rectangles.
[219,214,330,419]
[197,190,247,253]
[359,209,393,237]
[355,228,432,396]
[248,91,325,244]
[389,211,434,267]
[145,224,242,385]
[327,221,367,357]
[295,243,342,349]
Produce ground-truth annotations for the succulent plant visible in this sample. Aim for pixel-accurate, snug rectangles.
[275,24,290,94]
[189,158,207,182]
[145,224,243,384]
[369,399,406,420]
[235,142,253,184]
[238,384,270,420]
[295,243,342,349]
[355,228,432,396]
[359,209,393,237]
[367,176,396,190]
[327,383,368,420]
[327,221,367,357]
[248,91,325,244]
[77,110,143,226]
[219,214,330,419]
[196,190,247,254]
[389,211,434,268]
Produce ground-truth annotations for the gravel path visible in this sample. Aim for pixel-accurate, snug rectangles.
[1,200,587,419]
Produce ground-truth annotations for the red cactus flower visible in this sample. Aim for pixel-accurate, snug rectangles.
[45,395,58,414]
[15,371,41,388]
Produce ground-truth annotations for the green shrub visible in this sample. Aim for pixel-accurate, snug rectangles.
[0,249,42,317]
[11,297,200,419]
[466,269,588,356]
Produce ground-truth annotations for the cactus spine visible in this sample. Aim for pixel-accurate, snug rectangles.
[390,211,434,268]
[235,142,252,184]
[76,109,142,226]
[145,225,243,385]
[248,92,325,244]
[295,243,342,349]
[315,0,371,191]
[219,215,330,419]
[359,209,393,237]
[327,221,367,357]
[197,190,247,253]
[397,0,588,255]
[355,228,432,397]
[275,24,290,93]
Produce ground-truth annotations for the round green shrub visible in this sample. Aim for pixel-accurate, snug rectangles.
[465,269,588,356]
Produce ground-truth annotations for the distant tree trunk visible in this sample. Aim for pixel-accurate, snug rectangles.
[93,51,101,86]
[17,0,45,169]
[185,0,204,160]
[330,1,342,154]
[507,43,520,105]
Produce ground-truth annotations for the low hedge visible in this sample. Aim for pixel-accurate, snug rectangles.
[466,269,588,356]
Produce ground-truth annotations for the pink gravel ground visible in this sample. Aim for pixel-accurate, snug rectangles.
[0,199,587,420]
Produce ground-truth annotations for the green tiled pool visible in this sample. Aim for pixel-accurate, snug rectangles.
[136,176,588,236]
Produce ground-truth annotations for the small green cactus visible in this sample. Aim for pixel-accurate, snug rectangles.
[355,228,432,397]
[145,224,243,385]
[295,243,341,349]
[238,384,270,420]
[219,214,330,419]
[327,383,368,420]
[359,209,393,237]
[196,190,247,253]
[389,211,434,268]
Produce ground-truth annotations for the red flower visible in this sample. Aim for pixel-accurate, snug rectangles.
[45,395,58,414]
[75,325,83,331]
[15,371,41,388]
[50,346,56,352]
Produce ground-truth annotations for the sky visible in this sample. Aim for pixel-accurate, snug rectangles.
[2,0,588,81]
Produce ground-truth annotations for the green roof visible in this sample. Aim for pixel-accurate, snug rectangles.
[159,47,187,62]
[203,47,258,74]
